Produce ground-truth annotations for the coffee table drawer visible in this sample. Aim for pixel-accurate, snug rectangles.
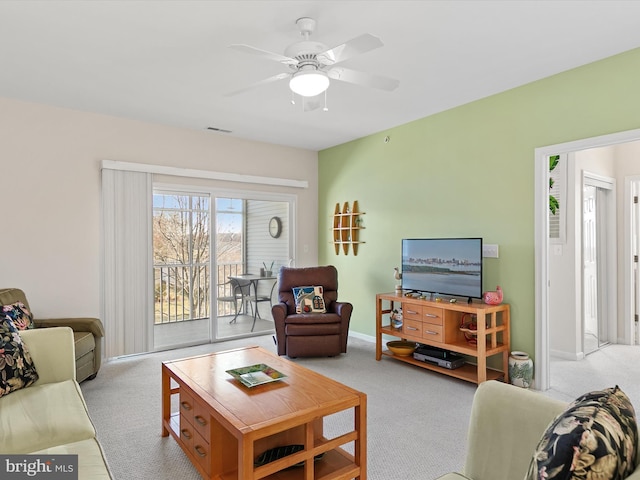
[180,390,195,423]
[193,401,211,443]
[179,420,194,450]
[192,430,211,477]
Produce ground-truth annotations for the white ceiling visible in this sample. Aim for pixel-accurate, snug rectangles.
[2,1,640,151]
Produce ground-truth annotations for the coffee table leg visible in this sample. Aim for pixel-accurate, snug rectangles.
[355,394,367,479]
[161,369,169,436]
[238,437,253,479]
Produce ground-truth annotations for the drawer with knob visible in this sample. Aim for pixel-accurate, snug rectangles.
[421,323,443,342]
[192,429,211,476]
[402,303,423,322]
[402,319,422,338]
[422,306,444,325]
[180,390,195,421]
[193,401,211,444]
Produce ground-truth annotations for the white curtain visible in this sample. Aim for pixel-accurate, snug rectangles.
[101,168,153,358]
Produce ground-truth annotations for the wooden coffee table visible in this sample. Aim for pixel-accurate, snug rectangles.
[161,346,367,479]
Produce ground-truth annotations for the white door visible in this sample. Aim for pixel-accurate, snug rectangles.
[582,172,616,356]
[582,185,599,355]
[633,180,640,343]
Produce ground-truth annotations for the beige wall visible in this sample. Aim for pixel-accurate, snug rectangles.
[0,97,318,319]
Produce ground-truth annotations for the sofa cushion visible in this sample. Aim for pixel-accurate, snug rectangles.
[0,378,96,453]
[292,286,326,313]
[524,386,637,480]
[32,438,112,479]
[2,301,34,330]
[284,312,341,325]
[0,316,39,398]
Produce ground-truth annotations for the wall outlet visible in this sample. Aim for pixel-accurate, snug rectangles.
[483,244,499,258]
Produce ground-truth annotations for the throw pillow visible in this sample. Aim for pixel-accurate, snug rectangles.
[524,386,637,480]
[292,286,326,314]
[0,316,39,397]
[2,301,35,330]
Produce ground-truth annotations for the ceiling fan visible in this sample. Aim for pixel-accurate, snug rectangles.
[226,17,399,110]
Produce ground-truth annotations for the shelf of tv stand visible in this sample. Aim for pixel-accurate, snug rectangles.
[380,348,505,383]
[376,293,511,385]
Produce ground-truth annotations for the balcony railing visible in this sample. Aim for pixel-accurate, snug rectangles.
[154,262,243,324]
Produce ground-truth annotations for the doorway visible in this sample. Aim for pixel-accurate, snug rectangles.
[535,128,640,391]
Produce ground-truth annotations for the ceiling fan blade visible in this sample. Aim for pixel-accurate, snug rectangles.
[316,34,384,66]
[229,44,298,66]
[224,72,290,97]
[327,67,399,91]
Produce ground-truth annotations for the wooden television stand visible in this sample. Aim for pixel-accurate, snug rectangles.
[375,292,510,384]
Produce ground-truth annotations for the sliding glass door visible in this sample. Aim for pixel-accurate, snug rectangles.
[214,196,290,340]
[152,186,293,349]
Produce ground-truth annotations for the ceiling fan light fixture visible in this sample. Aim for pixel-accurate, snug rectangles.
[289,70,330,97]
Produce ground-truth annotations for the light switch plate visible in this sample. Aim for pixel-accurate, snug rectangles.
[483,244,499,258]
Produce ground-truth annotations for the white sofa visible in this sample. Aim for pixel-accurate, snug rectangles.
[436,380,640,480]
[0,326,112,479]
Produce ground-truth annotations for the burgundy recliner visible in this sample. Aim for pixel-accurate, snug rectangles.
[272,266,353,357]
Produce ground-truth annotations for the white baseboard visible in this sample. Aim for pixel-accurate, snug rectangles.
[349,331,404,344]
[348,331,375,343]
[550,349,584,361]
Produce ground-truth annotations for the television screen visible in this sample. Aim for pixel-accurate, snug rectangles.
[401,238,483,299]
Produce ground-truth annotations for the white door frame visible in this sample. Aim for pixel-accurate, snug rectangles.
[535,128,640,391]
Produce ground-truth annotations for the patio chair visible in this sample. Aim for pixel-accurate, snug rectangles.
[218,278,253,324]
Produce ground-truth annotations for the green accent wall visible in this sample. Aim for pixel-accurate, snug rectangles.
[318,47,640,359]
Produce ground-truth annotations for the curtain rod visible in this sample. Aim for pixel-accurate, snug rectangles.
[101,160,308,189]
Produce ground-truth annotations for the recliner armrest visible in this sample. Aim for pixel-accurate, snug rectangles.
[271,303,288,356]
[331,301,353,319]
[35,317,105,338]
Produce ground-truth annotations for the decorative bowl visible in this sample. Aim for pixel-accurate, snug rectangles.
[386,340,417,357]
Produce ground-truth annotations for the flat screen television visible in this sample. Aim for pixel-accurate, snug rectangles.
[401,238,483,299]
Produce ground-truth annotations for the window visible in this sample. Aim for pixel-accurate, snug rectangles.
[549,153,567,243]
[153,193,210,323]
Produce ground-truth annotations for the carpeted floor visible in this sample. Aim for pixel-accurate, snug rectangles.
[81,335,476,480]
[81,335,640,480]
[547,343,640,406]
